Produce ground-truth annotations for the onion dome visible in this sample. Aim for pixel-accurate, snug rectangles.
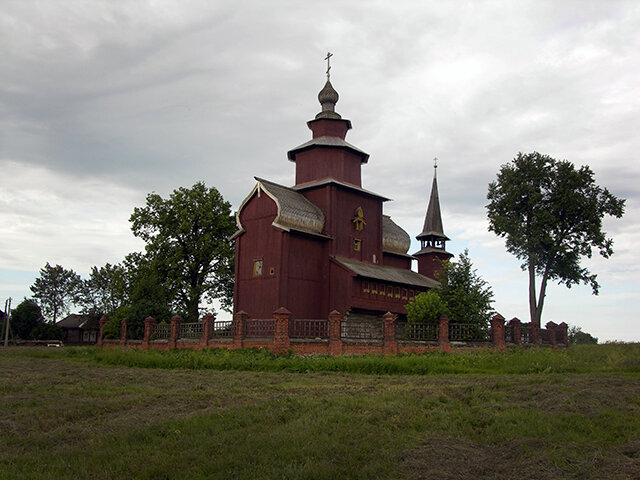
[316,80,342,119]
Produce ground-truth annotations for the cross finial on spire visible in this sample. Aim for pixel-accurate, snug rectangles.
[325,52,333,80]
[433,157,438,178]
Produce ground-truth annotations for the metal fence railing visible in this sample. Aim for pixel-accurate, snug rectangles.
[151,323,171,340]
[448,323,489,342]
[180,322,203,339]
[212,320,233,338]
[520,325,531,344]
[395,322,438,341]
[245,319,275,338]
[504,324,514,343]
[289,319,329,339]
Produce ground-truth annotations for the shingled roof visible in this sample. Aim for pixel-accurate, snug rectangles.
[382,215,411,255]
[287,136,369,163]
[233,178,327,239]
[332,256,439,289]
[56,314,100,330]
[417,175,449,241]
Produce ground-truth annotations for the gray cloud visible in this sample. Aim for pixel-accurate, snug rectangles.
[1,0,638,339]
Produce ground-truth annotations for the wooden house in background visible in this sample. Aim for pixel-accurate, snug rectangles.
[56,314,100,344]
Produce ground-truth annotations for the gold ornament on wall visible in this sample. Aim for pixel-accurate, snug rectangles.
[352,207,366,232]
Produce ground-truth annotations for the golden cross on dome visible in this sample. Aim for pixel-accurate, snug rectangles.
[325,52,333,80]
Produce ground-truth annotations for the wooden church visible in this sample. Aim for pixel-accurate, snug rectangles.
[232,72,452,321]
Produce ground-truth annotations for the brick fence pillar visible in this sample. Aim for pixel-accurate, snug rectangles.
[509,317,522,346]
[273,307,291,354]
[382,312,398,354]
[529,322,540,345]
[491,313,506,349]
[119,319,127,346]
[546,321,558,348]
[438,314,451,353]
[201,313,215,348]
[168,315,183,349]
[98,315,108,347]
[142,316,157,349]
[233,311,248,349]
[328,310,343,355]
[558,322,569,347]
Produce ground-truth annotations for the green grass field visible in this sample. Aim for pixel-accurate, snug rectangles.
[1,345,639,479]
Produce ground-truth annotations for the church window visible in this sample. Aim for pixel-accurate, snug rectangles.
[395,287,400,298]
[371,283,378,294]
[387,286,393,297]
[253,259,263,277]
[379,284,386,296]
[363,281,370,293]
[409,289,415,301]
[402,289,408,300]
[269,267,275,275]
[354,238,361,251]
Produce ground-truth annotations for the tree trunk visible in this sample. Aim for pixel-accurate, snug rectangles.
[528,263,550,329]
[186,298,199,323]
[535,271,549,328]
[528,263,539,327]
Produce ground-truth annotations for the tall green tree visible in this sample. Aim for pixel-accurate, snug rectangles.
[10,299,43,339]
[30,263,82,323]
[120,252,173,338]
[129,182,235,321]
[81,263,128,316]
[486,152,625,327]
[437,250,494,326]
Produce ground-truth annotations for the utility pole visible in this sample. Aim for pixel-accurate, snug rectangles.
[3,298,11,347]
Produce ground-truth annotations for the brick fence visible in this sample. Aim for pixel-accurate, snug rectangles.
[99,310,569,355]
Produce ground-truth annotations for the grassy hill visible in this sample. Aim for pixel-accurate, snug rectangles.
[1,345,639,479]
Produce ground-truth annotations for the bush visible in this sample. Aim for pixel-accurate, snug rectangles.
[102,318,122,339]
[405,291,448,324]
[568,326,598,345]
[29,322,64,341]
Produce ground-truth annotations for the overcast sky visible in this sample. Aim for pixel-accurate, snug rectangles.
[1,0,638,341]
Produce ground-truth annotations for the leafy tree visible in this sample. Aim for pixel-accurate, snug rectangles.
[30,322,64,341]
[81,263,128,316]
[30,263,83,323]
[486,152,625,327]
[129,182,235,321]
[101,317,123,340]
[8,299,63,340]
[437,250,494,327]
[125,258,172,339]
[9,299,43,339]
[405,291,448,324]
[568,325,598,345]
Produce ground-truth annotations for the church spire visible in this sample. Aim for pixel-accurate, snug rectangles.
[413,159,453,281]
[417,159,449,246]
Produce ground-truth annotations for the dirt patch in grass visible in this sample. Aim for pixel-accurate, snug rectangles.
[400,438,640,480]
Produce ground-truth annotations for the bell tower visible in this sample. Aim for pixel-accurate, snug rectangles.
[414,159,453,280]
